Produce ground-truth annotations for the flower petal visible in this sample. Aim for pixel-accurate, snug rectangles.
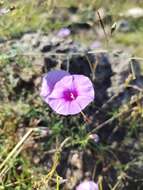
[76,96,93,110]
[40,70,70,99]
[72,75,95,99]
[72,75,94,110]
[48,98,82,115]
[48,75,75,99]
[67,101,81,115]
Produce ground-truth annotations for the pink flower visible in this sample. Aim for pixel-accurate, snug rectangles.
[40,70,94,115]
[0,8,10,16]
[90,41,101,49]
[76,181,98,190]
[57,28,71,38]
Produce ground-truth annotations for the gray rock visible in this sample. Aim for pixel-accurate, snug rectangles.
[107,51,141,107]
[117,19,131,32]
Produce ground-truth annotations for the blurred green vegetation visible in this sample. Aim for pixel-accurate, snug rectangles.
[0,0,143,56]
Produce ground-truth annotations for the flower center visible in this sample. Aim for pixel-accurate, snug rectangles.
[63,89,78,101]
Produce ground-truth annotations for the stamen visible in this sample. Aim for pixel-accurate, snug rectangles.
[70,92,75,100]
[63,89,78,101]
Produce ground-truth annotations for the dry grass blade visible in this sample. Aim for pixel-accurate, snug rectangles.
[97,10,109,45]
[0,128,34,178]
[0,145,24,179]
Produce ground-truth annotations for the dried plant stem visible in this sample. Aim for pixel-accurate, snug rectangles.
[80,111,92,124]
[98,176,103,190]
[127,84,143,92]
[111,172,127,190]
[0,176,32,189]
[97,10,109,45]
[46,137,71,182]
[85,55,95,80]
[93,112,123,132]
[56,175,60,190]
[33,137,71,189]
[2,47,143,61]
[130,61,136,79]
[0,128,34,177]
[0,145,24,178]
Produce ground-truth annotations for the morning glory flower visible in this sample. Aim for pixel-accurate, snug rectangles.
[40,70,94,115]
[57,28,71,38]
[76,181,98,190]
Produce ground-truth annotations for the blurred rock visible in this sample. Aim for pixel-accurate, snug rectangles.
[20,32,40,48]
[107,51,142,108]
[108,51,140,96]
[117,19,131,32]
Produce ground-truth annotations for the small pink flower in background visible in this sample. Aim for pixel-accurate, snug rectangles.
[40,70,94,115]
[76,181,98,190]
[57,28,71,38]
[90,41,101,49]
[0,8,10,16]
